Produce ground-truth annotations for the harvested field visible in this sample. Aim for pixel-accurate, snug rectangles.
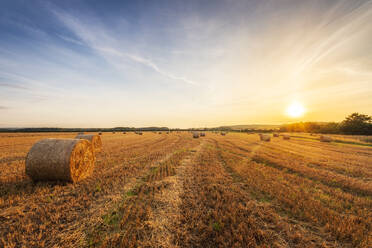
[0,132,371,247]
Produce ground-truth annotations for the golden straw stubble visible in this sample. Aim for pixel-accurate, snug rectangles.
[75,134,102,153]
[25,138,95,182]
[320,135,332,142]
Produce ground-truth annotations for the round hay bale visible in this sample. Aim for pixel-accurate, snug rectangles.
[221,132,226,136]
[283,134,290,140]
[260,134,271,141]
[273,133,279,137]
[75,134,102,153]
[193,132,199,138]
[98,132,102,135]
[200,132,206,137]
[25,138,95,182]
[320,135,332,142]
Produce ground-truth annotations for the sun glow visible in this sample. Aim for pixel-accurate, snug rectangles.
[286,101,306,118]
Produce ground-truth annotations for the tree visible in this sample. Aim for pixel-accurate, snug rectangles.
[340,113,372,135]
[319,122,339,134]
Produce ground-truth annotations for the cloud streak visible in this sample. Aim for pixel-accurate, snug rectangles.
[0,82,28,90]
[97,47,197,85]
[52,9,197,86]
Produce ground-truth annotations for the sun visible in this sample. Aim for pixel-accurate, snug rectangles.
[286,101,305,118]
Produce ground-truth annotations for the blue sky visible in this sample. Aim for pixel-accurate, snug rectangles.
[1,0,372,128]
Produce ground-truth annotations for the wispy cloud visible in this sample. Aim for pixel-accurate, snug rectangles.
[0,71,50,91]
[52,9,197,86]
[97,47,197,85]
[56,34,85,46]
[0,106,9,110]
[291,0,372,78]
[126,53,197,85]
[0,82,29,90]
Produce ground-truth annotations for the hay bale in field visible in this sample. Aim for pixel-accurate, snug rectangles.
[138,132,143,135]
[98,132,102,135]
[112,132,116,134]
[221,132,226,136]
[158,132,162,134]
[123,132,126,134]
[25,138,95,182]
[75,134,102,153]
[200,132,206,137]
[259,134,271,141]
[273,133,279,137]
[193,132,199,138]
[320,135,332,142]
[78,132,84,135]
[166,132,169,134]
[283,134,290,140]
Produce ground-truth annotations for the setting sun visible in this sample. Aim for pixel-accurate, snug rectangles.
[286,101,306,118]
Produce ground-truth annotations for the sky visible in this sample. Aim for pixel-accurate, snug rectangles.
[0,0,371,128]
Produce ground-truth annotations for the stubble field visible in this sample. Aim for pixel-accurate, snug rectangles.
[0,132,371,248]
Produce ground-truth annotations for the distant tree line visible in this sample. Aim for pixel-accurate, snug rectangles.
[0,127,172,133]
[280,113,372,135]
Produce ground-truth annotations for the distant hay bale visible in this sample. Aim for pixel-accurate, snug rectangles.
[166,132,169,134]
[78,132,84,135]
[273,133,279,137]
[193,132,199,138]
[98,132,102,135]
[138,132,143,135]
[200,132,206,137]
[123,132,126,134]
[259,134,271,141]
[283,134,290,140]
[75,134,102,153]
[221,132,226,136]
[112,132,116,134]
[158,132,162,134]
[25,138,95,182]
[320,135,332,142]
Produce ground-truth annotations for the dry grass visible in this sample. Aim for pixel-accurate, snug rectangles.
[0,132,371,247]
